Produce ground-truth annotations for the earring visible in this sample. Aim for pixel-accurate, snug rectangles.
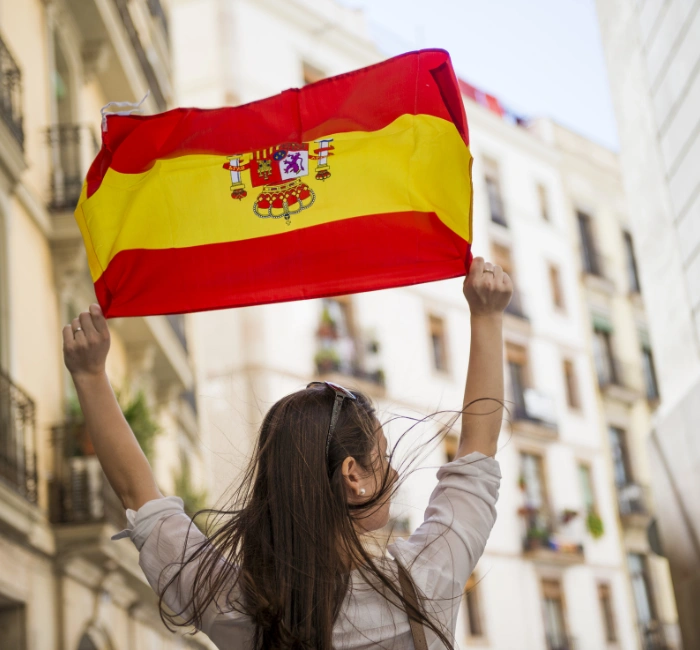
[359,488,366,496]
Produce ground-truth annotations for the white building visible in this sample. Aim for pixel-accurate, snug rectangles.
[595,1,700,648]
[172,0,675,648]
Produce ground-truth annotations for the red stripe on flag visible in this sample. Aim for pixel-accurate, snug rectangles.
[87,49,468,197]
[95,211,472,318]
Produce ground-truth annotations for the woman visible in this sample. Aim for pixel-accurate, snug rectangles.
[63,257,511,649]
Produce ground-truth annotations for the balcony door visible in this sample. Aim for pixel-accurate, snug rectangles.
[541,579,569,650]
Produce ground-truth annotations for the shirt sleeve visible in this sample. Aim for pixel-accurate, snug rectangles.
[112,496,230,634]
[388,452,501,615]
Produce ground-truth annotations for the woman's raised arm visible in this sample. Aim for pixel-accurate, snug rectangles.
[457,257,512,458]
[62,304,162,511]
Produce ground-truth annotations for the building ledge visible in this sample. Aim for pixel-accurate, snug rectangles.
[583,272,616,296]
[601,381,642,405]
[512,417,558,441]
[314,370,386,399]
[0,481,54,555]
[522,544,585,566]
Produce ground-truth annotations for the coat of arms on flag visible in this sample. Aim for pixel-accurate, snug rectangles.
[222,139,335,224]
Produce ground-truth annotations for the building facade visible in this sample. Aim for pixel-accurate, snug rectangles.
[0,1,211,648]
[173,1,677,648]
[594,1,700,648]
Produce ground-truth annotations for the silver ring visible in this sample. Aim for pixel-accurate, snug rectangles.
[74,327,82,333]
[483,269,495,274]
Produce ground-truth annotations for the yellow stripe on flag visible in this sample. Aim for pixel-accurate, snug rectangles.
[76,113,473,282]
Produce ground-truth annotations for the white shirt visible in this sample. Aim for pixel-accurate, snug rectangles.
[114,452,501,649]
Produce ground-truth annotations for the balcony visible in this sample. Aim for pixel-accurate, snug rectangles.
[617,482,652,529]
[512,389,558,440]
[596,357,641,404]
[0,34,24,150]
[49,422,125,529]
[546,634,577,650]
[0,369,38,504]
[315,311,385,396]
[639,621,676,650]
[520,508,584,565]
[47,124,99,212]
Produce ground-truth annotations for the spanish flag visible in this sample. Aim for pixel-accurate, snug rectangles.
[76,49,473,317]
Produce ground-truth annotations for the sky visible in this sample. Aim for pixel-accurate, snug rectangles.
[336,0,619,151]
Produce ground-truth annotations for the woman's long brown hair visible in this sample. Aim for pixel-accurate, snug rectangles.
[159,385,495,649]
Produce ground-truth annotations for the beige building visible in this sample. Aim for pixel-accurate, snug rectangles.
[0,1,210,648]
[595,1,700,648]
[532,120,681,649]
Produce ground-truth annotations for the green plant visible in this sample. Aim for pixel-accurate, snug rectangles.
[120,391,160,462]
[527,527,549,541]
[173,456,208,517]
[314,347,340,370]
[586,510,605,539]
[518,475,527,490]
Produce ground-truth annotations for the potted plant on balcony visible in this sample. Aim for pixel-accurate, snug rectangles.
[317,307,338,339]
[585,509,604,539]
[314,347,341,374]
[525,526,549,550]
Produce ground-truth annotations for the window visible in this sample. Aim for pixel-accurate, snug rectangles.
[563,360,580,409]
[521,451,547,510]
[0,597,26,650]
[623,231,641,293]
[578,463,595,512]
[317,297,356,374]
[549,264,565,311]
[641,346,659,400]
[537,184,550,221]
[541,579,568,650]
[592,326,617,387]
[598,583,618,642]
[507,343,529,418]
[577,211,601,275]
[302,61,325,86]
[428,315,448,372]
[484,158,506,226]
[627,554,656,628]
[493,244,525,317]
[608,426,632,488]
[463,574,485,638]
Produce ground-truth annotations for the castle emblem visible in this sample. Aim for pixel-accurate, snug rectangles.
[222,139,335,225]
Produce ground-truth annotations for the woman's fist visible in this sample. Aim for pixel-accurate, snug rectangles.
[463,257,514,316]
[62,303,110,377]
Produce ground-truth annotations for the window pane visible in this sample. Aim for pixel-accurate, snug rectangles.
[608,427,631,487]
[577,211,600,275]
[627,553,655,625]
[598,583,617,642]
[623,231,641,292]
[464,575,484,637]
[563,360,579,408]
[429,315,448,372]
[538,184,549,221]
[521,453,545,508]
[578,464,595,510]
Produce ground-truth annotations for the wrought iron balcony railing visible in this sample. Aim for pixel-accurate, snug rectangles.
[0,33,24,149]
[49,422,125,528]
[617,482,651,517]
[0,369,37,503]
[513,389,558,430]
[47,124,98,211]
[546,633,577,650]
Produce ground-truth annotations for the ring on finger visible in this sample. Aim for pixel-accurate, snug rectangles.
[74,327,83,333]
[483,269,495,275]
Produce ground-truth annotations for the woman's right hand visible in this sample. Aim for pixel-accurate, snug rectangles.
[62,303,111,378]
[463,257,513,317]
